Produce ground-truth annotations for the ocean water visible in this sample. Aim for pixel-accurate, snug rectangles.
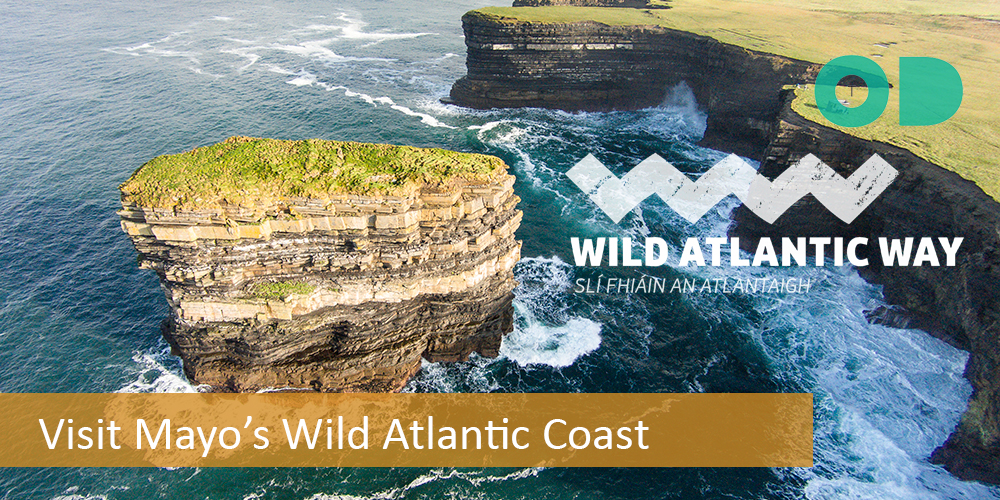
[0,0,997,498]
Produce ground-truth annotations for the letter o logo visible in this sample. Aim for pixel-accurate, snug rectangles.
[815,55,890,127]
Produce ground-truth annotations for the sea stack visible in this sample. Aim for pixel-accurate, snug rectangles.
[118,136,522,392]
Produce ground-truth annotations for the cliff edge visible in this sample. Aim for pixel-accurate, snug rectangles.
[119,136,522,392]
[449,9,818,159]
[447,1,1000,484]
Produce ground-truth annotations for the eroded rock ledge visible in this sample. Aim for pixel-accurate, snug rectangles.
[449,12,819,158]
[448,9,1000,484]
[119,137,522,392]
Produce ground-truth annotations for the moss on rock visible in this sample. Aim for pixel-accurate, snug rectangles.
[250,281,316,300]
[120,136,507,209]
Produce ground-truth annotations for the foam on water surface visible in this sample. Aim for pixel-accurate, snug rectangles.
[501,257,602,369]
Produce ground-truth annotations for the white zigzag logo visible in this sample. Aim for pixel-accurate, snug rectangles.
[566,153,898,224]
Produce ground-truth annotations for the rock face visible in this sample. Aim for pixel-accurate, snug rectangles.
[449,13,819,158]
[448,11,1000,483]
[119,138,522,393]
[730,93,1000,483]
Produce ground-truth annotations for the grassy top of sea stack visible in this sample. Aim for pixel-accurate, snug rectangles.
[120,136,508,209]
[470,0,1000,200]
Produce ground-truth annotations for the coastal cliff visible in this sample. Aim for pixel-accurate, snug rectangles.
[731,93,1000,483]
[118,137,522,392]
[448,5,1000,483]
[449,11,819,158]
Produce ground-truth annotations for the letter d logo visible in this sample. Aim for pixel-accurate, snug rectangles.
[899,57,963,126]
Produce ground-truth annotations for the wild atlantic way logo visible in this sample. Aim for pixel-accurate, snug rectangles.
[566,152,962,274]
[567,153,898,224]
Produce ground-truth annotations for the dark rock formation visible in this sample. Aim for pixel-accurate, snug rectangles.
[730,93,1000,483]
[119,144,522,393]
[448,13,819,158]
[448,11,1000,483]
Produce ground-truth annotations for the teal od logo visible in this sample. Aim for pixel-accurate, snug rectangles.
[815,55,963,127]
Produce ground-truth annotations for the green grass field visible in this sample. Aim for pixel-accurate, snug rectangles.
[120,136,507,209]
[473,0,1000,199]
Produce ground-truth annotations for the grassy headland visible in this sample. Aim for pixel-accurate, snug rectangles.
[471,0,1000,199]
[120,136,507,209]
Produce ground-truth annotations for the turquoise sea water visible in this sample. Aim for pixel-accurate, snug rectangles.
[1,1,998,498]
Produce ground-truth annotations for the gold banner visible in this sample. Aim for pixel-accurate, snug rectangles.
[1,393,812,467]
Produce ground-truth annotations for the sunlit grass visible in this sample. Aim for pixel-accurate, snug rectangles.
[120,136,507,209]
[474,0,1000,199]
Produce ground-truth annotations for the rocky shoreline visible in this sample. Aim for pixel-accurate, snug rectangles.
[448,9,1000,484]
[733,91,1000,483]
[119,138,522,393]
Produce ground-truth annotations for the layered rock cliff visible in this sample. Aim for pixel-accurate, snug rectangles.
[119,137,522,392]
[730,94,1000,483]
[449,11,820,158]
[448,8,1000,483]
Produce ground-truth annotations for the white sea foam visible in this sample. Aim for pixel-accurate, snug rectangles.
[219,46,262,71]
[654,81,707,137]
[302,13,435,46]
[500,314,601,368]
[104,12,411,83]
[305,468,543,500]
[286,71,318,87]
[402,355,501,394]
[51,486,109,500]
[265,61,457,128]
[762,274,987,499]
[269,40,393,63]
[501,256,602,368]
[469,120,526,144]
[103,44,201,64]
[466,120,502,132]
[116,344,207,393]
[101,10,458,136]
[389,104,456,129]
[93,10,1000,497]
[276,67,456,128]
